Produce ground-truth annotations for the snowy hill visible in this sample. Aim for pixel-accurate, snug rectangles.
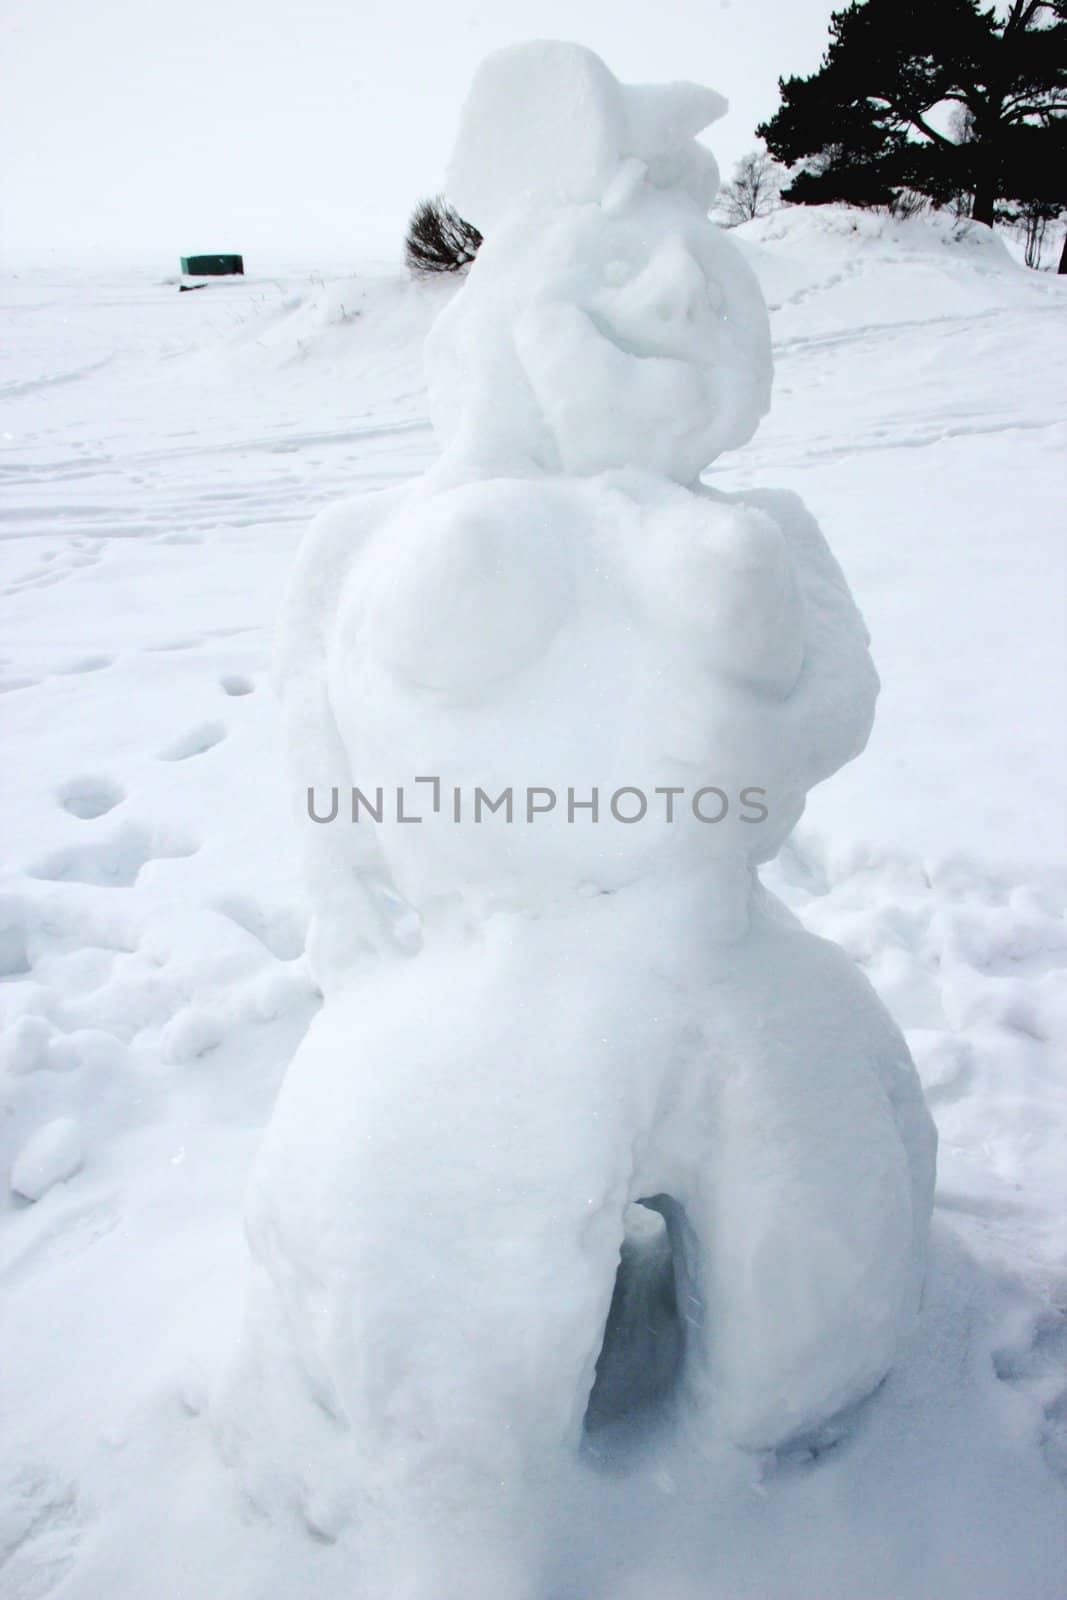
[1,208,1065,1597]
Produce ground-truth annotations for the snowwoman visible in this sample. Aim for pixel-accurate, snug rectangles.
[219,40,936,1593]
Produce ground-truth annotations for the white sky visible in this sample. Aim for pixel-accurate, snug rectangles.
[1,0,834,269]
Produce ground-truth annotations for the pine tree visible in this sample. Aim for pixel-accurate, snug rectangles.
[758,0,1067,236]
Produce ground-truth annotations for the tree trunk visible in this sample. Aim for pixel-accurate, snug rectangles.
[1059,230,1067,275]
[969,108,1000,229]
[971,183,996,227]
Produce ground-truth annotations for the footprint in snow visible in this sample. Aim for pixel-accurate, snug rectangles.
[3,540,105,596]
[4,571,56,595]
[28,823,198,887]
[994,1311,1067,1484]
[53,654,114,675]
[157,722,227,761]
[0,1466,87,1595]
[56,775,125,820]
[218,673,254,697]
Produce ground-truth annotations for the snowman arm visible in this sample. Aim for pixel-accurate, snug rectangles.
[278,492,405,986]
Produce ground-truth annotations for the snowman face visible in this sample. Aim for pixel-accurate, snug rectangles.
[425,192,771,484]
[505,195,773,483]
[589,224,728,365]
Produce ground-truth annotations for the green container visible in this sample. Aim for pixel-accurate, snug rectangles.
[180,254,244,276]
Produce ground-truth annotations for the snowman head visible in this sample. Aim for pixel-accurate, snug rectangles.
[426,42,772,485]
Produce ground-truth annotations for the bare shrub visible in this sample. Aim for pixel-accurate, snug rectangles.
[405,197,483,278]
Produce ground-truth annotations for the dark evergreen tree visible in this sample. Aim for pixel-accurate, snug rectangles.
[758,0,1066,243]
[404,198,483,279]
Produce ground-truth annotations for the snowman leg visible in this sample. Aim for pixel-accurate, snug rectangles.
[339,1141,629,1597]
[240,975,633,1571]
[345,1149,628,1484]
[669,927,932,1452]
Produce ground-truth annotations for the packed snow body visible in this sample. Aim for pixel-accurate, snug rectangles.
[219,40,937,1582]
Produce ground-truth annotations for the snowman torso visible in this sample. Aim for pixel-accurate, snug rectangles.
[320,460,874,922]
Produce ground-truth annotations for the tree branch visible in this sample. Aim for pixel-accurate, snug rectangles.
[1003,0,1052,35]
[906,111,956,148]
[1004,99,1067,120]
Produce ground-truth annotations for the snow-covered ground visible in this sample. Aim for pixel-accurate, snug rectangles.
[1,208,1065,1597]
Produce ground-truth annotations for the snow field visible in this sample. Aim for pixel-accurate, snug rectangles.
[0,186,1064,1595]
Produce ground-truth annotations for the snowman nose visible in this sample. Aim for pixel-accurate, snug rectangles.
[596,236,717,364]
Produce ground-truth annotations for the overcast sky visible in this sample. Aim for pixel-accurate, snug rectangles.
[1,0,835,269]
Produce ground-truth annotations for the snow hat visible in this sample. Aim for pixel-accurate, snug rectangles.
[446,40,726,231]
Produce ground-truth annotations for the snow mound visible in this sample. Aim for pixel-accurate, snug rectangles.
[217,43,937,1591]
[732,204,1055,335]
[202,272,442,376]
[738,203,1019,266]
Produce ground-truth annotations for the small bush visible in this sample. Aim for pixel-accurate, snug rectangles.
[405,197,483,279]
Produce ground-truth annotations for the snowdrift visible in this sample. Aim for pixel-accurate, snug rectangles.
[734,203,1055,337]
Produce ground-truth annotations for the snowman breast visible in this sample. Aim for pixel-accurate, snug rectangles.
[323,474,797,908]
[351,478,580,704]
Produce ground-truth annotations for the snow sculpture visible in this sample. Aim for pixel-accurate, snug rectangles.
[219,41,936,1589]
